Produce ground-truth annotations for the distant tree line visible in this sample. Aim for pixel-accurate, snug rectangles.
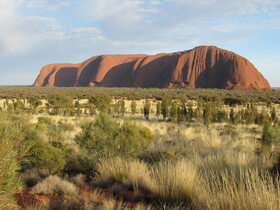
[0,93,279,128]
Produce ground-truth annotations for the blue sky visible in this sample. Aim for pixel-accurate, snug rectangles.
[0,0,280,87]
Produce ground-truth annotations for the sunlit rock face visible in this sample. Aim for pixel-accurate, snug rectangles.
[34,46,272,91]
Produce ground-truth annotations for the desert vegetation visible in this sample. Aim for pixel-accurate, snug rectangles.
[0,87,280,209]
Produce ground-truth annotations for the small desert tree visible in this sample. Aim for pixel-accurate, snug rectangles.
[170,102,178,121]
[47,94,72,115]
[161,97,172,120]
[156,102,161,117]
[229,108,235,124]
[27,97,42,113]
[144,99,151,120]
[12,99,25,113]
[120,99,126,116]
[203,102,212,125]
[271,107,278,122]
[131,100,137,115]
[88,95,111,113]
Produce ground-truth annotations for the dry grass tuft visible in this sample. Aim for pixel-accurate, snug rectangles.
[31,175,78,196]
[95,157,156,193]
[81,189,104,210]
[24,200,50,210]
[21,168,49,188]
[151,159,199,206]
[199,169,280,210]
[71,173,86,188]
[101,198,152,210]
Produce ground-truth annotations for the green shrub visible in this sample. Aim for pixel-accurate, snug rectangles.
[25,139,66,173]
[75,113,154,159]
[261,121,280,146]
[0,116,65,173]
[64,152,94,175]
[88,95,111,113]
[18,125,66,173]
[47,94,72,115]
[36,118,73,150]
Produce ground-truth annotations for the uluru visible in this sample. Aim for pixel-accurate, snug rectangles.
[33,46,272,91]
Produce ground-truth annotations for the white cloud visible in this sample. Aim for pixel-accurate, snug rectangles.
[76,0,160,40]
[166,0,280,16]
[0,15,63,54]
[1,0,279,55]
[150,0,161,5]
[0,0,69,54]
[70,0,280,44]
[0,0,279,85]
[24,0,69,10]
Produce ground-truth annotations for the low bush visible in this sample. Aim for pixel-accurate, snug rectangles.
[262,121,280,146]
[25,139,66,173]
[18,126,65,173]
[13,120,67,173]
[75,113,154,159]
[63,152,93,175]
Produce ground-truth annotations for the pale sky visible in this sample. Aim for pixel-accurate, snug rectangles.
[0,0,280,87]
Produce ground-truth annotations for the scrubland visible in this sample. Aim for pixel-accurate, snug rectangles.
[0,87,280,209]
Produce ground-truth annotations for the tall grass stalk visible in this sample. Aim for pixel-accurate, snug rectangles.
[95,157,156,193]
[151,159,199,206]
[199,168,280,210]
[0,130,23,209]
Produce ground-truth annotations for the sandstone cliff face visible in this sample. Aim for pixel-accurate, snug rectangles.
[33,46,272,91]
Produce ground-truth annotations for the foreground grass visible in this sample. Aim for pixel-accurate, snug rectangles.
[94,156,280,209]
[0,116,26,209]
[0,107,279,209]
